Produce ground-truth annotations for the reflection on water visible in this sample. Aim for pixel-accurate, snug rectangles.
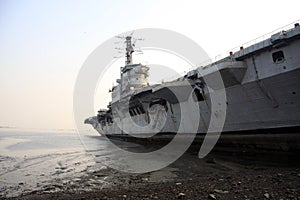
[0,129,131,197]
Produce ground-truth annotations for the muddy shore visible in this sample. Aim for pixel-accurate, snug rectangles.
[4,150,300,200]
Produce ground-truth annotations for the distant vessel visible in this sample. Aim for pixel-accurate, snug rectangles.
[85,22,300,144]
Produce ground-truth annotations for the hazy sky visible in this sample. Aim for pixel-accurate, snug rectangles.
[0,0,299,130]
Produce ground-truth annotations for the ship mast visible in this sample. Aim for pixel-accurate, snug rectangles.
[125,36,134,65]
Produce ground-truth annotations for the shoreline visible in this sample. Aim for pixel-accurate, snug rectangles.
[4,150,300,199]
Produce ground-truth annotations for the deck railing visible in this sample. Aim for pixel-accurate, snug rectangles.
[162,19,300,82]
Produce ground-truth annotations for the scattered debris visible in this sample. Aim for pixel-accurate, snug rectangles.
[177,192,185,199]
[214,189,229,194]
[264,193,270,199]
[208,193,216,200]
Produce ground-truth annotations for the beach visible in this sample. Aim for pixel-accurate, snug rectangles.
[0,130,299,199]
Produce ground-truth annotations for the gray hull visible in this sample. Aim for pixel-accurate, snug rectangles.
[223,68,300,132]
[86,68,300,135]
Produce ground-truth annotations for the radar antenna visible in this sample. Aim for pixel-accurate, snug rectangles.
[114,32,144,65]
[125,36,134,65]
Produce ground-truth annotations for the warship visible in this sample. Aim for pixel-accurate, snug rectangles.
[85,22,300,150]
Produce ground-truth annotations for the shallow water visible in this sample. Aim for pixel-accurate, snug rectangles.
[0,129,126,197]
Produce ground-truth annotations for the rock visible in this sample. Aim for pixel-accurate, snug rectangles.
[264,193,270,199]
[73,178,81,182]
[66,169,73,172]
[177,192,185,199]
[176,182,182,185]
[208,193,216,199]
[277,173,283,177]
[18,182,24,185]
[122,194,127,198]
[214,189,229,194]
[100,166,107,170]
[29,190,38,194]
[42,186,55,191]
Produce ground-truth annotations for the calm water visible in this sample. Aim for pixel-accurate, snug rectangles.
[0,129,132,197]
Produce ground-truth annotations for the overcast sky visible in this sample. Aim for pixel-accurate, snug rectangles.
[0,0,299,130]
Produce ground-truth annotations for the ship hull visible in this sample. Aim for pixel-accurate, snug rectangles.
[86,67,300,135]
[222,67,300,132]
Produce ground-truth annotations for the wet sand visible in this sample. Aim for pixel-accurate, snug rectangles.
[2,151,300,199]
[1,131,300,199]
